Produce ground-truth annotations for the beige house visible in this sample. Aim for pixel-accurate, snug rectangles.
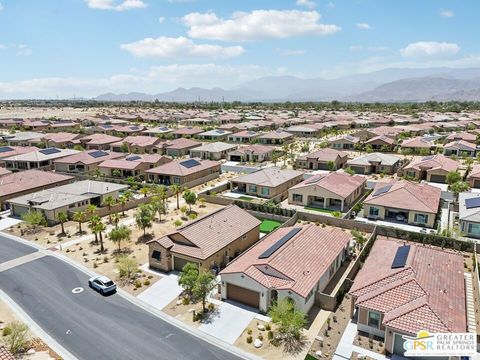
[363,180,440,228]
[227,145,273,163]
[109,136,164,154]
[402,154,459,183]
[147,205,261,272]
[467,164,480,188]
[288,172,365,211]
[346,152,401,175]
[189,142,237,160]
[330,135,360,150]
[230,167,304,199]
[54,150,124,174]
[295,148,348,171]
[349,237,466,357]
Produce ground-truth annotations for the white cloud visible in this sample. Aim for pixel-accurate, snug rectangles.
[439,10,454,18]
[401,41,460,58]
[296,0,316,9]
[0,64,288,99]
[277,48,306,56]
[182,10,341,41]
[356,23,371,30]
[0,44,6,50]
[158,16,165,23]
[84,0,146,11]
[0,2,3,11]
[16,44,32,56]
[349,45,363,52]
[120,36,245,59]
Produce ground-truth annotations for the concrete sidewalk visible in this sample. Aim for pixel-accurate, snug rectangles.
[137,272,183,311]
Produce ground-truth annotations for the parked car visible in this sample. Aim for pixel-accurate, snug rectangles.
[395,214,406,222]
[89,275,116,295]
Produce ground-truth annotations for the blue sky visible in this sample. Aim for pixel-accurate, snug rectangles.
[0,0,478,98]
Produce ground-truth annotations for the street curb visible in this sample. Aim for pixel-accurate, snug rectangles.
[0,288,77,360]
[0,231,260,360]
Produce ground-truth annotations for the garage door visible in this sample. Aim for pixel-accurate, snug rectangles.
[474,180,480,188]
[318,163,329,170]
[230,155,242,162]
[173,256,193,271]
[429,174,446,183]
[350,166,365,174]
[227,283,260,308]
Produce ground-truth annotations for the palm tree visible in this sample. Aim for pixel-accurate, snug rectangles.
[72,210,86,234]
[118,195,127,216]
[111,212,121,229]
[139,187,150,198]
[88,215,100,244]
[102,196,116,223]
[171,184,182,209]
[85,204,97,219]
[57,212,68,235]
[95,221,107,253]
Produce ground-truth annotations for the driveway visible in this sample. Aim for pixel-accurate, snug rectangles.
[0,216,21,231]
[137,272,183,310]
[199,300,268,344]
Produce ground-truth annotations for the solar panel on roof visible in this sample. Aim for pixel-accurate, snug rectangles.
[159,127,169,131]
[422,155,434,161]
[130,126,139,130]
[259,228,302,259]
[126,155,141,161]
[465,197,480,209]
[0,146,13,153]
[391,245,410,269]
[216,130,226,134]
[372,184,392,196]
[102,124,113,128]
[89,150,108,158]
[39,148,61,155]
[304,176,322,185]
[180,159,201,168]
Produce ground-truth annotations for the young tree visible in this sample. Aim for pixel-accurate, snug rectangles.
[102,195,116,223]
[72,210,86,234]
[109,225,132,253]
[57,211,68,235]
[135,204,154,238]
[21,211,47,232]
[150,196,166,222]
[450,181,469,199]
[446,171,462,185]
[182,189,197,213]
[116,255,138,282]
[327,160,335,171]
[178,262,199,296]
[171,184,182,209]
[192,270,215,313]
[139,186,150,198]
[268,298,307,351]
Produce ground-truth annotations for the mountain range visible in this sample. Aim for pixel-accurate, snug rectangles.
[93,67,480,103]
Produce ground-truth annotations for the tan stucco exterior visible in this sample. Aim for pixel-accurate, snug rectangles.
[363,204,436,228]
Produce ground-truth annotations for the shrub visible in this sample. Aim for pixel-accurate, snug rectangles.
[2,326,12,336]
[93,262,98,269]
[143,279,150,286]
[134,280,142,288]
[173,220,183,227]
[207,303,215,312]
[103,256,109,263]
[258,335,264,341]
[246,336,253,344]
[265,324,271,331]
[247,329,252,335]
[182,297,190,305]
[4,322,29,354]
[268,330,273,340]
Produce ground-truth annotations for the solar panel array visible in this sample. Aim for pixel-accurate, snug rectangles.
[259,228,302,259]
[159,127,169,131]
[391,245,410,269]
[422,155,434,161]
[89,150,108,158]
[0,146,13,153]
[180,159,201,168]
[465,197,480,209]
[126,155,141,161]
[130,126,139,130]
[39,148,61,155]
[373,184,393,196]
[102,124,113,129]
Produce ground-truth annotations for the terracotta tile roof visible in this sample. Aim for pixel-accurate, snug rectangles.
[259,130,294,139]
[404,154,459,173]
[148,205,260,260]
[297,148,348,162]
[364,180,440,213]
[467,164,480,179]
[146,158,219,176]
[232,167,303,188]
[172,127,203,135]
[0,146,38,159]
[350,237,466,334]
[365,135,395,145]
[43,132,81,143]
[0,169,73,198]
[230,130,260,137]
[444,139,476,151]
[110,135,161,148]
[446,131,476,143]
[80,133,122,145]
[400,137,433,148]
[54,150,124,165]
[231,144,273,155]
[291,172,365,199]
[221,224,352,298]
[164,138,201,150]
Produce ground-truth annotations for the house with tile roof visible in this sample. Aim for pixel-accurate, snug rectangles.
[196,129,232,141]
[98,154,171,178]
[295,148,348,171]
[220,224,352,312]
[459,192,480,238]
[288,172,365,212]
[363,180,440,228]
[227,144,274,163]
[346,152,402,175]
[467,164,480,188]
[78,134,123,150]
[163,138,202,157]
[400,136,434,154]
[445,131,477,143]
[147,204,261,272]
[189,142,237,160]
[230,167,304,199]
[443,140,477,157]
[258,130,294,145]
[54,150,124,174]
[227,130,262,143]
[171,127,204,139]
[146,158,220,187]
[330,135,360,150]
[364,135,395,151]
[349,237,467,357]
[1,148,80,171]
[109,135,164,154]
[402,154,460,183]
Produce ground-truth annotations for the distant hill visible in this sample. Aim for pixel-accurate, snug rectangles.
[93,67,480,103]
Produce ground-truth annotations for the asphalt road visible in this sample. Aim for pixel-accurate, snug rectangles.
[0,235,244,360]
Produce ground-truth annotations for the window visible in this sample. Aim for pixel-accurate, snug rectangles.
[414,213,428,224]
[248,185,257,193]
[468,223,480,236]
[368,311,381,328]
[292,194,303,202]
[261,187,270,196]
[151,250,161,261]
[369,207,379,216]
[173,176,180,184]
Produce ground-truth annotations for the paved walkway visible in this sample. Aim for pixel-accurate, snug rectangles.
[137,270,183,311]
